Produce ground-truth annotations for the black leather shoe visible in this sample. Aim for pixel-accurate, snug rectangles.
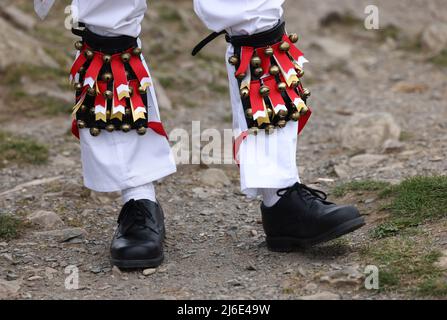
[110,199,165,268]
[261,183,365,252]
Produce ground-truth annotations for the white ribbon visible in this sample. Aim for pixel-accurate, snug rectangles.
[34,0,56,20]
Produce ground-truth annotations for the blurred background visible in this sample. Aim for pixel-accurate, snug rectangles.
[0,0,446,300]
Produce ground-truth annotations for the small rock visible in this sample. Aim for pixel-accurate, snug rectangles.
[112,266,122,277]
[299,291,340,300]
[339,113,401,152]
[6,273,19,281]
[349,154,388,168]
[0,242,7,247]
[143,268,157,276]
[45,267,58,280]
[0,279,21,299]
[392,82,428,94]
[334,164,351,179]
[198,168,231,187]
[434,250,447,270]
[319,266,364,288]
[304,283,318,292]
[34,228,87,243]
[27,276,43,281]
[382,139,405,154]
[420,22,447,55]
[27,210,64,229]
[250,230,258,237]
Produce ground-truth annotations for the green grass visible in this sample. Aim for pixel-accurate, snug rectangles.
[430,50,447,67]
[0,215,23,240]
[333,180,391,197]
[362,238,446,296]
[335,176,447,238]
[0,131,49,167]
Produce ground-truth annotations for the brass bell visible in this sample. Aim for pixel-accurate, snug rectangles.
[236,72,246,80]
[121,123,131,132]
[103,90,113,100]
[80,104,87,112]
[102,72,113,82]
[129,86,134,97]
[291,112,300,121]
[259,85,270,97]
[138,86,147,95]
[89,127,101,136]
[249,127,259,136]
[103,55,112,63]
[254,67,264,77]
[74,41,83,50]
[87,87,96,96]
[291,80,299,88]
[77,120,86,129]
[267,108,273,118]
[269,65,280,76]
[73,83,82,91]
[300,105,309,115]
[302,88,311,98]
[240,88,250,98]
[265,125,275,134]
[265,47,274,57]
[132,47,142,56]
[105,124,115,132]
[251,56,262,68]
[296,67,305,78]
[106,110,111,117]
[137,126,147,135]
[121,53,131,63]
[279,41,290,52]
[278,109,288,119]
[245,108,253,119]
[228,55,239,66]
[277,82,287,92]
[277,119,287,128]
[289,33,299,43]
[84,50,94,60]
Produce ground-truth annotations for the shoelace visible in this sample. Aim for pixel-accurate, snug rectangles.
[277,183,328,203]
[117,200,158,236]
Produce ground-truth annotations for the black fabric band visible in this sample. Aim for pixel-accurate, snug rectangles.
[191,20,285,56]
[73,27,138,54]
[226,21,285,48]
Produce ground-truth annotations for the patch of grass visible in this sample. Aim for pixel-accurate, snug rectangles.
[0,131,49,167]
[377,24,401,42]
[8,88,72,116]
[399,131,413,142]
[158,4,182,22]
[320,11,363,28]
[362,237,446,296]
[333,180,391,197]
[0,215,23,240]
[430,50,447,67]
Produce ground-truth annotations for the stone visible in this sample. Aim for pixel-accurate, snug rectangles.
[34,228,87,243]
[45,267,58,280]
[434,250,447,270]
[299,291,340,300]
[143,268,157,276]
[334,164,351,179]
[0,17,57,71]
[339,113,401,152]
[349,154,388,168]
[310,37,352,60]
[392,82,429,94]
[198,168,231,187]
[382,139,405,154]
[0,279,21,299]
[27,210,64,229]
[420,23,447,55]
[319,266,364,288]
[1,6,36,31]
[112,266,122,277]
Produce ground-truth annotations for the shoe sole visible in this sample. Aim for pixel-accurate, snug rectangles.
[266,217,366,252]
[110,254,164,269]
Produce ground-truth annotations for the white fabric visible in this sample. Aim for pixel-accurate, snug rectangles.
[259,188,282,207]
[122,183,156,204]
[194,0,285,36]
[73,9,176,192]
[195,0,300,197]
[71,0,147,37]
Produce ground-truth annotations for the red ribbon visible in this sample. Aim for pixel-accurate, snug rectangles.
[248,81,265,117]
[235,46,254,77]
[111,55,129,99]
[129,55,150,86]
[283,35,304,61]
[69,52,87,81]
[84,53,103,88]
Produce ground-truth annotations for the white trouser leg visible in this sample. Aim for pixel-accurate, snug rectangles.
[79,129,176,192]
[226,45,300,199]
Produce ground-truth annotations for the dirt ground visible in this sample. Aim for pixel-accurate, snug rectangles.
[0,0,446,300]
